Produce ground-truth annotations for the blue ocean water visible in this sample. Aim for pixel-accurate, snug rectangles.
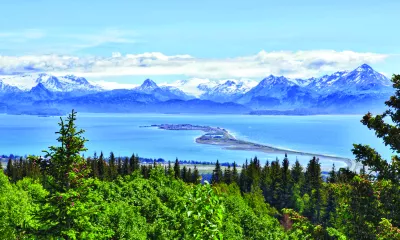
[0,113,393,169]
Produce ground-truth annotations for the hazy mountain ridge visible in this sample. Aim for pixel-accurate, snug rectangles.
[0,64,394,115]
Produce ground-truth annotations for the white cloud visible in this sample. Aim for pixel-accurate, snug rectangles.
[0,50,390,82]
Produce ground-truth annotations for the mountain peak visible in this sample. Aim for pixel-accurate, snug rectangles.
[141,79,158,88]
[223,80,236,86]
[356,63,373,71]
[30,82,50,93]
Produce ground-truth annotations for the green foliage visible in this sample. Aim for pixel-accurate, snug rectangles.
[182,182,224,239]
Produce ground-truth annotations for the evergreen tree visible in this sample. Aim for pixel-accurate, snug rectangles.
[328,164,337,183]
[167,161,174,177]
[304,157,323,223]
[281,153,293,209]
[33,110,101,237]
[291,159,304,185]
[123,157,129,175]
[352,74,400,183]
[239,160,249,192]
[117,157,123,175]
[348,176,380,239]
[232,161,239,184]
[337,167,356,183]
[246,157,262,188]
[187,168,192,183]
[223,164,232,184]
[174,158,180,179]
[261,160,271,203]
[109,152,117,180]
[98,151,107,180]
[91,153,99,178]
[192,165,200,184]
[323,186,336,227]
[211,160,223,184]
[129,153,140,172]
[268,159,282,208]
[181,166,188,182]
[6,158,13,181]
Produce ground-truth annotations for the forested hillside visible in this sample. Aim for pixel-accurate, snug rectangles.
[1,74,400,239]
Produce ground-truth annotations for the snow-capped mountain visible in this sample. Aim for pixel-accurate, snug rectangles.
[0,80,21,94]
[240,75,296,99]
[134,79,159,93]
[200,79,258,102]
[0,73,102,92]
[329,64,391,92]
[235,64,393,110]
[0,63,394,115]
[162,78,257,101]
[307,64,391,94]
[133,79,193,101]
[237,75,315,108]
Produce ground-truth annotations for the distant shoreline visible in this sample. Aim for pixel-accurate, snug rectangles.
[143,124,356,170]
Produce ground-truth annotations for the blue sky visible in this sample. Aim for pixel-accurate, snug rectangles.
[0,0,399,87]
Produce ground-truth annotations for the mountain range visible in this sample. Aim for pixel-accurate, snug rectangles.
[0,64,393,115]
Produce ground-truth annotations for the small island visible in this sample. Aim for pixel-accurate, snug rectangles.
[142,124,357,171]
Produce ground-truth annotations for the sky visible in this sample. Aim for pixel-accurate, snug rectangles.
[0,0,399,88]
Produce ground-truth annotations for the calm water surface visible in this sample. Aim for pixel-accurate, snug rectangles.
[0,113,393,168]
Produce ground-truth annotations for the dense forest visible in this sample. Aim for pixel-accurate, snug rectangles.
[1,75,400,239]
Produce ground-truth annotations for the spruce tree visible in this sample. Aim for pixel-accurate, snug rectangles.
[33,110,104,237]
[269,159,282,208]
[328,164,337,183]
[117,157,123,175]
[91,153,99,178]
[174,158,180,179]
[211,160,223,184]
[224,164,232,184]
[304,157,323,223]
[291,159,304,185]
[123,157,129,175]
[281,153,293,209]
[323,186,336,227]
[109,152,117,180]
[187,168,192,183]
[129,153,139,172]
[232,161,239,184]
[239,160,249,192]
[181,166,188,181]
[192,165,200,184]
[261,160,271,203]
[352,74,400,183]
[167,161,174,177]
[98,151,107,180]
[6,158,13,181]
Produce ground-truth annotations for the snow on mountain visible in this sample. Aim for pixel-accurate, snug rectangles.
[306,64,391,94]
[161,78,215,97]
[291,77,314,87]
[133,79,193,101]
[134,79,159,93]
[332,64,392,91]
[199,79,258,102]
[162,78,257,99]
[0,79,21,93]
[0,73,102,92]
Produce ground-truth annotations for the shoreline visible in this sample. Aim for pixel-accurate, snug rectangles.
[143,124,356,171]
